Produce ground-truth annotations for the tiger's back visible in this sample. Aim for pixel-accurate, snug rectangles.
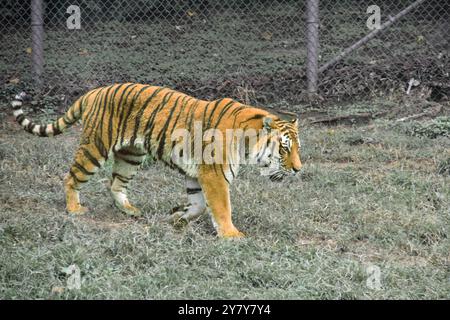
[79,84,243,165]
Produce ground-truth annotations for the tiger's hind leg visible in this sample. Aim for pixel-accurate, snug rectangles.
[111,147,146,217]
[65,145,104,214]
[165,176,207,223]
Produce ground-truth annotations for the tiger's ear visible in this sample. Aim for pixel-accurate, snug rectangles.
[263,117,274,131]
[292,118,298,126]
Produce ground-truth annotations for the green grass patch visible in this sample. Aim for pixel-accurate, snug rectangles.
[403,117,450,139]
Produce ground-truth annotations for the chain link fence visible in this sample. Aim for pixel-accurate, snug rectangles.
[1,0,449,107]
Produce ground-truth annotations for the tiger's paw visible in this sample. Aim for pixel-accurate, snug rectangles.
[161,205,189,226]
[116,202,142,217]
[219,228,245,239]
[67,205,89,215]
[162,204,205,226]
[171,211,190,228]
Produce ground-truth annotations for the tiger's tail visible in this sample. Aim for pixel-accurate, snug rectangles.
[11,92,83,137]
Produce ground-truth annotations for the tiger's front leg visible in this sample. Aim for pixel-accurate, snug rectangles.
[198,166,244,238]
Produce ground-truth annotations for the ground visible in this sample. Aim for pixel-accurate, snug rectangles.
[0,100,449,299]
[1,1,449,299]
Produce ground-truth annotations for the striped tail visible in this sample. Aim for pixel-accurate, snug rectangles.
[11,92,82,137]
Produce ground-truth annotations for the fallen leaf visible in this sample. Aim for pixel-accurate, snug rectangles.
[261,31,273,41]
[9,78,20,84]
[51,286,65,294]
[416,35,425,44]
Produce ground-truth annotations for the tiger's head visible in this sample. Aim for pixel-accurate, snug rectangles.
[252,116,302,181]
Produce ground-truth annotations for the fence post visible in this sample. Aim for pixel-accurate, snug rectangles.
[31,0,44,87]
[305,0,320,95]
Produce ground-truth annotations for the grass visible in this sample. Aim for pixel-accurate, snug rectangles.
[0,105,449,299]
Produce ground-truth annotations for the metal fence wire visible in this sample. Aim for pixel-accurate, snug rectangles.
[1,0,449,105]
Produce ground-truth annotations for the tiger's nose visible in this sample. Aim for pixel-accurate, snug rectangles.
[292,164,302,173]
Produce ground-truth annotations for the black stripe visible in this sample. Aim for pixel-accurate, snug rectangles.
[90,86,113,138]
[94,135,108,159]
[232,114,241,128]
[155,95,183,159]
[167,95,192,163]
[105,84,126,148]
[73,99,82,118]
[86,88,109,130]
[230,105,246,116]
[169,96,192,138]
[66,105,75,121]
[62,116,71,125]
[83,88,105,131]
[52,123,62,135]
[116,148,147,157]
[78,89,98,117]
[220,165,231,184]
[116,156,142,166]
[69,169,89,183]
[156,95,183,141]
[186,188,202,194]
[239,113,265,125]
[113,85,140,150]
[205,99,223,130]
[39,125,46,136]
[231,106,247,128]
[81,147,102,168]
[212,100,235,129]
[143,91,175,149]
[119,85,152,146]
[229,164,236,178]
[73,161,95,175]
[256,142,267,162]
[89,88,108,123]
[112,173,131,182]
[116,83,137,115]
[97,85,116,147]
[16,114,25,124]
[186,99,201,132]
[111,83,139,149]
[201,101,213,131]
[130,87,164,146]
[12,101,22,110]
[146,91,175,136]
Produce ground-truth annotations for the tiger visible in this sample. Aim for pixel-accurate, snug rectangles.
[11,83,302,238]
